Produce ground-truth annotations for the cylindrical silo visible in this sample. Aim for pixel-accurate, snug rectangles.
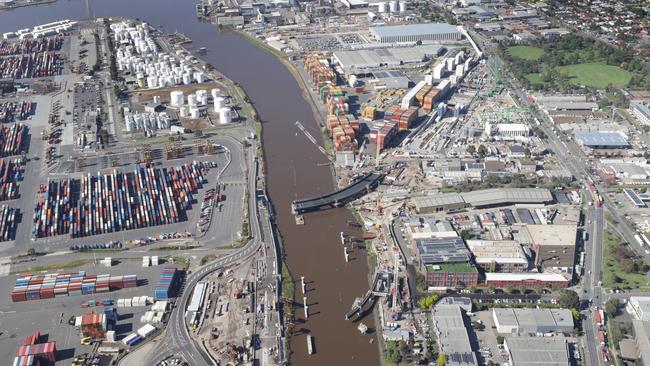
[170,91,184,106]
[399,1,406,13]
[211,88,221,99]
[182,73,192,85]
[378,2,387,13]
[179,106,189,117]
[188,94,198,107]
[214,97,225,112]
[190,107,201,119]
[219,107,232,124]
[153,95,161,105]
[389,1,397,12]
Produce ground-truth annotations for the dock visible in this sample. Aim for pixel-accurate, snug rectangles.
[307,335,314,355]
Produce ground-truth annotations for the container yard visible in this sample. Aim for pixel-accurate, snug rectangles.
[0,36,63,56]
[0,123,27,157]
[0,101,36,123]
[0,159,22,201]
[0,52,63,79]
[32,161,210,239]
[0,205,17,241]
[11,271,138,302]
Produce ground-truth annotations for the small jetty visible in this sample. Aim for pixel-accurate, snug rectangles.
[307,335,314,355]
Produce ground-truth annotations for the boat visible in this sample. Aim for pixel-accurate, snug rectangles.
[357,322,368,334]
[307,335,314,355]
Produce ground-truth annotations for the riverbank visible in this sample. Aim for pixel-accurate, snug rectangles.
[0,0,56,10]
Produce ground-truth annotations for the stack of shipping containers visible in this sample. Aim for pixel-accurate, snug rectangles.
[11,271,138,302]
[154,267,179,300]
[0,205,17,241]
[304,53,336,85]
[0,123,27,157]
[0,159,21,200]
[32,162,208,239]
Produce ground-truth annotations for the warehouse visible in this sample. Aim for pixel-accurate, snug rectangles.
[332,45,443,71]
[432,304,479,366]
[504,338,570,366]
[575,131,630,149]
[412,193,466,213]
[461,188,553,208]
[370,23,463,43]
[492,308,574,334]
[416,237,478,289]
[528,224,577,269]
[370,70,410,89]
[405,217,458,239]
[631,101,650,126]
[465,240,528,272]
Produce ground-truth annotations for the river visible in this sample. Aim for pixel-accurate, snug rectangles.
[0,1,380,364]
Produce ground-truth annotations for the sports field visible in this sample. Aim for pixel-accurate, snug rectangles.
[506,46,545,61]
[558,63,631,88]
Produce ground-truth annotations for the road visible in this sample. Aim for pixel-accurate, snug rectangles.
[144,139,264,366]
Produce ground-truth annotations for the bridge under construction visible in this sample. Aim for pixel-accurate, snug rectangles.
[291,172,383,214]
[345,271,391,321]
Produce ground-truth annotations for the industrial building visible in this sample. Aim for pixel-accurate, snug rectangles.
[504,338,571,366]
[465,240,528,272]
[575,131,630,149]
[332,45,443,71]
[369,23,463,43]
[405,217,458,240]
[415,237,478,288]
[412,188,553,213]
[528,224,577,269]
[484,272,570,288]
[186,281,207,325]
[629,320,650,364]
[492,308,574,334]
[432,304,479,366]
[627,297,650,321]
[370,70,410,89]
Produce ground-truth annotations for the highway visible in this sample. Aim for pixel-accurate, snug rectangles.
[144,139,265,366]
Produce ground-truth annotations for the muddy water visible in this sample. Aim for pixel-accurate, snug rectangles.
[0,1,379,365]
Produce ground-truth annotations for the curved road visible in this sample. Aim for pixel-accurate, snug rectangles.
[143,139,263,366]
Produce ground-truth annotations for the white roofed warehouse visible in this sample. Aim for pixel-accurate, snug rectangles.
[370,23,463,43]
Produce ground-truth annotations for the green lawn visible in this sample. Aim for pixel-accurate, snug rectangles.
[525,73,544,84]
[602,231,650,291]
[557,63,632,88]
[506,46,545,61]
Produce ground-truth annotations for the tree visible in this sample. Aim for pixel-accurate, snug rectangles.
[571,308,581,322]
[385,341,402,364]
[436,352,447,366]
[605,298,620,318]
[466,145,476,155]
[460,229,471,240]
[559,289,580,309]
[418,294,440,310]
[496,335,504,345]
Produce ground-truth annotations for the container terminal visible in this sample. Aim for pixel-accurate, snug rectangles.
[0,15,282,366]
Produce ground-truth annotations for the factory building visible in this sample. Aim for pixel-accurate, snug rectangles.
[528,224,577,269]
[504,338,570,366]
[370,23,463,43]
[412,188,554,213]
[416,237,478,289]
[332,45,443,72]
[404,217,458,240]
[575,131,630,149]
[493,123,530,138]
[492,308,574,334]
[484,272,570,289]
[432,304,479,366]
[465,240,528,273]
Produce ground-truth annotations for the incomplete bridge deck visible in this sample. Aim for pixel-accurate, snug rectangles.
[292,172,383,214]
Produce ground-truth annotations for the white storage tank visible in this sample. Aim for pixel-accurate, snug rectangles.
[190,107,201,119]
[389,1,397,12]
[195,72,206,83]
[378,2,387,13]
[219,107,232,124]
[179,106,189,117]
[170,90,184,106]
[153,95,161,105]
[214,97,225,112]
[188,94,198,107]
[182,73,192,85]
[399,1,406,13]
[211,88,221,99]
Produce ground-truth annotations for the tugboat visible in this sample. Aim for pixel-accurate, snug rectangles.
[357,322,368,334]
[197,47,208,54]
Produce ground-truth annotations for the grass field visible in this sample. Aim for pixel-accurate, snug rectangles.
[558,63,632,88]
[603,231,650,291]
[506,46,545,61]
[525,73,544,84]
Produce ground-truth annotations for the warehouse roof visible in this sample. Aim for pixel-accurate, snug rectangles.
[461,188,553,207]
[465,240,528,265]
[416,237,471,264]
[505,338,570,366]
[576,131,630,148]
[333,45,442,70]
[527,225,577,248]
[493,308,573,333]
[413,193,465,209]
[433,305,479,366]
[370,23,461,38]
